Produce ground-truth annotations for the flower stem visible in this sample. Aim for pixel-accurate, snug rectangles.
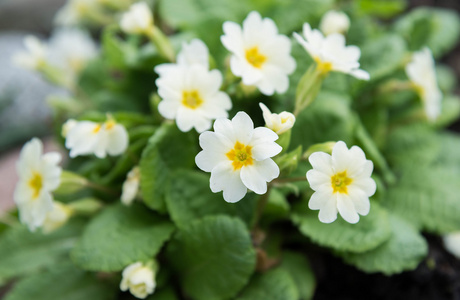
[85,181,118,196]
[146,26,175,62]
[294,65,325,116]
[252,186,272,230]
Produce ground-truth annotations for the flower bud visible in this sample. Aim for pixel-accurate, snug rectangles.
[259,103,295,135]
[120,2,153,35]
[120,262,156,299]
[319,10,350,36]
[42,202,73,234]
[121,166,140,206]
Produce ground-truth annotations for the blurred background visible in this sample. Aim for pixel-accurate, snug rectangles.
[0,0,459,211]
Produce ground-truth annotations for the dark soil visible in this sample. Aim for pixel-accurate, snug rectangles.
[312,235,460,300]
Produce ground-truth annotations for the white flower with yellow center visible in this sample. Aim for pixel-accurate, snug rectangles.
[259,103,295,135]
[65,117,129,158]
[14,138,62,231]
[13,36,47,70]
[294,23,369,80]
[120,262,156,299]
[195,112,282,203]
[42,201,74,234]
[405,47,442,121]
[120,2,153,35]
[121,166,140,206]
[155,39,209,75]
[221,11,296,95]
[443,232,460,259]
[319,10,351,36]
[306,141,376,224]
[48,28,98,76]
[155,64,232,133]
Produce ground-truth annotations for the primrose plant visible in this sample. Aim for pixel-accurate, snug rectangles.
[3,1,460,299]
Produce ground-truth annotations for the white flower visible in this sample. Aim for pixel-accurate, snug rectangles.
[42,201,73,234]
[13,36,47,70]
[306,141,376,224]
[221,11,296,95]
[121,166,140,206]
[62,119,78,138]
[443,232,460,259]
[294,23,369,80]
[48,28,98,78]
[54,0,99,26]
[195,112,282,203]
[155,39,209,75]
[14,138,62,231]
[259,103,295,135]
[319,10,351,36]
[405,47,442,121]
[155,64,232,133]
[120,2,153,35]
[120,262,156,299]
[65,117,129,158]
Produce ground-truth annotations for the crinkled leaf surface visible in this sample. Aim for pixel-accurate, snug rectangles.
[340,214,427,275]
[237,268,299,300]
[279,251,316,300]
[292,202,391,253]
[167,215,256,300]
[140,123,197,212]
[166,170,256,227]
[4,263,115,300]
[71,203,175,271]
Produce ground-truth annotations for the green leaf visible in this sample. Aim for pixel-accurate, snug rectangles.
[340,214,427,275]
[384,165,460,233]
[237,268,299,300]
[166,170,256,227]
[435,95,460,129]
[279,252,316,300]
[4,263,115,300]
[167,215,256,300]
[0,219,84,284]
[71,203,175,271]
[355,0,407,18]
[292,202,391,253]
[102,25,126,68]
[290,91,355,150]
[139,123,197,212]
[359,34,407,81]
[394,8,460,57]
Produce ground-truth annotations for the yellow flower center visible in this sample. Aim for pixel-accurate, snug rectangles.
[245,47,267,69]
[92,124,102,134]
[331,171,353,194]
[182,90,204,109]
[226,141,254,170]
[28,172,43,199]
[104,119,116,130]
[314,56,333,75]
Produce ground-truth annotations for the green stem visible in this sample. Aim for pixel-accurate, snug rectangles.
[146,26,175,62]
[294,65,325,116]
[85,181,118,196]
[252,187,272,230]
[355,116,396,185]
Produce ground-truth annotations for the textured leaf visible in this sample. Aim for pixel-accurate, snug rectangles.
[237,268,299,300]
[279,252,316,300]
[292,203,391,253]
[384,165,460,233]
[4,263,115,300]
[359,34,407,80]
[140,123,197,212]
[166,170,257,227]
[71,203,175,271]
[290,91,355,151]
[167,215,256,300]
[0,219,84,284]
[355,0,407,18]
[340,214,427,275]
[394,8,460,58]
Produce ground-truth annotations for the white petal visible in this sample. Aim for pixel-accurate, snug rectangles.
[349,69,370,80]
[232,112,254,144]
[210,162,247,203]
[306,169,330,191]
[347,186,370,216]
[106,125,129,156]
[308,152,333,176]
[316,194,338,223]
[337,193,359,224]
[353,177,377,197]
[331,141,349,172]
[158,99,180,119]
